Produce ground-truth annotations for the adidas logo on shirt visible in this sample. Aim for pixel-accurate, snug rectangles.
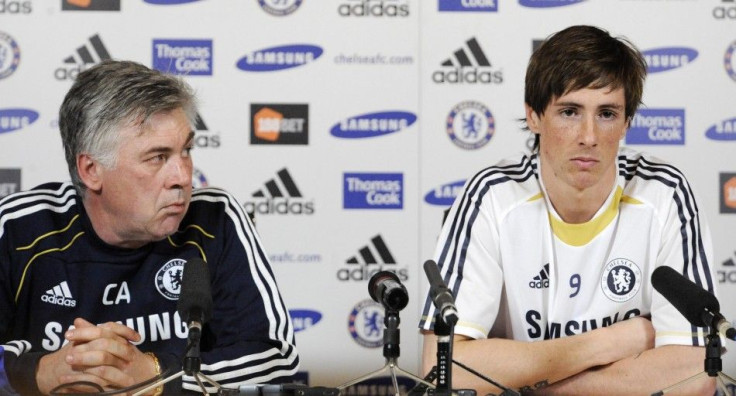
[529,263,550,289]
[41,281,77,307]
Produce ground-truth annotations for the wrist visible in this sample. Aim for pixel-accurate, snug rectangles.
[144,352,163,396]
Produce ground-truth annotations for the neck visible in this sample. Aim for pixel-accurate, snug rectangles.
[82,195,148,249]
[541,168,617,224]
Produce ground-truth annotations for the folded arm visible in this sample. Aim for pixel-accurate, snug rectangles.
[421,317,711,395]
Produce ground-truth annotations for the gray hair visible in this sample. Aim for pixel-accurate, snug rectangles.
[59,60,197,196]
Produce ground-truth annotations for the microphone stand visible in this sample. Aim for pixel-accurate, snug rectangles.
[337,309,436,396]
[134,326,225,396]
[650,326,736,395]
[433,313,454,396]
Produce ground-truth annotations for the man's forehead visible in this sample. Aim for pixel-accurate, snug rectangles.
[552,86,625,104]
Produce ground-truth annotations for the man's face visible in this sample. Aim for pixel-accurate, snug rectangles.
[96,108,194,246]
[527,86,628,193]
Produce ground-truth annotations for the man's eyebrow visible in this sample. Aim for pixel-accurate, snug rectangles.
[552,101,625,110]
[142,131,196,155]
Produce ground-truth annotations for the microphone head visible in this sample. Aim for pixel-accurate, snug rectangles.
[651,266,718,327]
[368,270,409,311]
[177,257,213,324]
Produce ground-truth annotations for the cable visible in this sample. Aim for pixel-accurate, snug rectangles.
[49,367,176,395]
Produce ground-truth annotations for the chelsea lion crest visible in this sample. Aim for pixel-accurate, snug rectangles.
[155,258,186,300]
[601,258,641,302]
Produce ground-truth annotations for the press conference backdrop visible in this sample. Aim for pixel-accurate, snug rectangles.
[1,0,735,394]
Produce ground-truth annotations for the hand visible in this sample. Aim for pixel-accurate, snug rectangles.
[36,318,157,394]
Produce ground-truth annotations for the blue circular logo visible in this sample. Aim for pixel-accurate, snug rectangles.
[258,0,303,16]
[192,168,209,189]
[0,31,21,80]
[725,40,736,83]
[348,299,384,348]
[446,101,494,150]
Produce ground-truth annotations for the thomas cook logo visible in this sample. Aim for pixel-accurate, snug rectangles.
[155,258,185,300]
[144,0,203,4]
[439,0,498,12]
[152,39,213,76]
[601,258,641,302]
[348,299,384,348]
[446,100,494,149]
[0,31,20,80]
[519,0,585,7]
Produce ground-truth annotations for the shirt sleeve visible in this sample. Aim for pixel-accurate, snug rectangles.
[182,190,299,393]
[419,174,504,340]
[0,205,40,396]
[650,171,716,348]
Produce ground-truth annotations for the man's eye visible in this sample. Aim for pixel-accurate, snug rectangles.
[600,111,616,119]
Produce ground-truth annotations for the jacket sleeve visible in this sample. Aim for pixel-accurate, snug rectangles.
[181,189,299,394]
[0,202,38,396]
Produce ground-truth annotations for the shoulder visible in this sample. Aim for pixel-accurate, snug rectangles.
[618,147,696,200]
[461,153,540,206]
[0,182,78,238]
[185,187,252,227]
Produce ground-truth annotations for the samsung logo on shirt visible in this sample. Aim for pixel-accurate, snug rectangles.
[330,111,416,138]
[439,0,498,12]
[236,44,322,72]
[0,109,39,134]
[643,47,698,73]
[626,109,685,145]
[425,180,465,206]
[705,116,736,141]
[518,0,585,8]
[344,173,403,209]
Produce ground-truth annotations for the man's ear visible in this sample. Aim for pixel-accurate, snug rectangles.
[77,154,103,192]
[525,104,541,134]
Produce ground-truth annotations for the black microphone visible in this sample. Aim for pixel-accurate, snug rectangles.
[424,260,458,326]
[177,257,213,340]
[651,266,735,340]
[368,271,408,311]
